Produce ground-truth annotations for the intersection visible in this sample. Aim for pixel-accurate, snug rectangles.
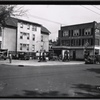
[0,60,100,97]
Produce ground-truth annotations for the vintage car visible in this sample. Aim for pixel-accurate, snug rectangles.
[85,55,96,64]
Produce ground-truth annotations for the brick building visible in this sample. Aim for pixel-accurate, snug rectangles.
[54,21,100,60]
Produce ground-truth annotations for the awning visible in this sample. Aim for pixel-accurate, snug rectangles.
[52,46,94,50]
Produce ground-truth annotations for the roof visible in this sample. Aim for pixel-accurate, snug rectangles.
[5,17,18,27]
[4,17,50,35]
[61,21,96,29]
[17,18,41,27]
[5,17,41,27]
[41,26,50,35]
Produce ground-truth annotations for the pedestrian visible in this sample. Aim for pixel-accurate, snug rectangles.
[36,51,39,60]
[43,50,46,62]
[38,51,42,62]
[9,53,12,63]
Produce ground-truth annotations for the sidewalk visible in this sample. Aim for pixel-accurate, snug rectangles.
[0,59,85,66]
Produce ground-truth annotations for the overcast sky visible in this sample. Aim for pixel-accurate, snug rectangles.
[16,5,100,41]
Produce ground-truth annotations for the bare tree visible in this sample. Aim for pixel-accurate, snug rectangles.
[0,5,27,26]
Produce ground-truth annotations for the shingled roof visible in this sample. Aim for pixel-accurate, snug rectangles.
[41,26,50,35]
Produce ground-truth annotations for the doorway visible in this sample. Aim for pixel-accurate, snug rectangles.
[73,50,76,60]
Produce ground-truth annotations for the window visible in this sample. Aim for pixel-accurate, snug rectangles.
[41,35,43,42]
[27,44,29,51]
[20,32,23,39]
[95,39,99,46]
[20,22,23,28]
[71,39,75,46]
[27,24,30,30]
[23,44,26,47]
[0,27,2,36]
[32,26,37,31]
[33,34,35,41]
[27,33,29,39]
[66,40,70,46]
[0,41,1,48]
[84,28,91,36]
[41,45,43,50]
[73,30,79,36]
[32,45,35,51]
[20,43,22,50]
[95,29,100,36]
[63,31,69,37]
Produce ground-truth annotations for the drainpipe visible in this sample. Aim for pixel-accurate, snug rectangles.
[93,21,96,64]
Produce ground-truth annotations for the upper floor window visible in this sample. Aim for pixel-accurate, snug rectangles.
[95,39,99,46]
[84,28,91,36]
[33,34,35,41]
[27,24,30,30]
[41,45,43,50]
[95,29,100,36]
[27,44,29,51]
[63,31,69,37]
[20,22,23,28]
[73,30,79,36]
[20,32,23,39]
[0,41,2,49]
[20,43,22,50]
[27,33,29,39]
[32,26,37,31]
[0,27,2,36]
[41,35,43,42]
[32,45,35,51]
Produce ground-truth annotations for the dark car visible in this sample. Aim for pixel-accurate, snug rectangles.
[0,52,7,60]
[85,55,96,64]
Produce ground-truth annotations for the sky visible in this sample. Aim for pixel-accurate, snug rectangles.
[15,5,100,41]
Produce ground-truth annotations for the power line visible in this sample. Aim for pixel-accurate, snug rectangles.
[28,13,67,26]
[80,5,100,16]
[92,5,100,11]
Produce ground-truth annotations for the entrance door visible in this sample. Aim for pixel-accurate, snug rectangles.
[73,50,76,60]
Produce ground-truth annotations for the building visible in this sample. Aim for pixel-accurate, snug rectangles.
[54,21,100,60]
[0,17,50,57]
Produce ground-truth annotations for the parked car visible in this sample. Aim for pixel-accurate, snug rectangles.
[85,55,96,64]
[0,52,7,60]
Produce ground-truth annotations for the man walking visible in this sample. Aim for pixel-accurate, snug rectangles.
[9,53,12,63]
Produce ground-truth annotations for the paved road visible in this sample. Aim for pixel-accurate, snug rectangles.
[0,63,100,97]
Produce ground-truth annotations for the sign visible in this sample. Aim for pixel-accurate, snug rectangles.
[84,41,89,49]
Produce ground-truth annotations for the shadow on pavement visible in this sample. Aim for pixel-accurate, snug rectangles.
[72,83,100,97]
[10,90,68,97]
[85,68,100,74]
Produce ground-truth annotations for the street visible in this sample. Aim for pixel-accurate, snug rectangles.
[0,61,100,97]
